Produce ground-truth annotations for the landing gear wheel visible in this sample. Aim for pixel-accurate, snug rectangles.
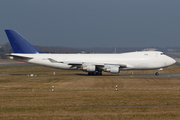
[95,72,102,76]
[155,72,159,76]
[88,72,94,76]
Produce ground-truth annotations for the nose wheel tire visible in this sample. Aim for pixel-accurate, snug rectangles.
[155,72,159,76]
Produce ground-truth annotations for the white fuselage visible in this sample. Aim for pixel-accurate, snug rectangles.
[10,51,176,71]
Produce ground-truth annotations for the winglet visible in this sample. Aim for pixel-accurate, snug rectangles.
[5,29,41,53]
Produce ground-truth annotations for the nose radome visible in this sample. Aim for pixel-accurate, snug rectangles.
[168,57,176,65]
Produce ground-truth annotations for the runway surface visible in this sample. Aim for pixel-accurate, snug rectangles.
[120,74,180,77]
[0,63,28,65]
[0,62,180,77]
[58,73,180,77]
[1,73,180,77]
[42,105,180,109]
[0,63,19,65]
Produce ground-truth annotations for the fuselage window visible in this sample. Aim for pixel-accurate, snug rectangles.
[161,53,165,55]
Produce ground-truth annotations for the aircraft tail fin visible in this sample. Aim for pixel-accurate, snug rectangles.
[5,29,41,53]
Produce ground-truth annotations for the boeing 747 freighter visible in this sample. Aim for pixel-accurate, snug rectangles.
[5,30,176,76]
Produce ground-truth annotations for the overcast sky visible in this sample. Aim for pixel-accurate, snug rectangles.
[0,0,180,48]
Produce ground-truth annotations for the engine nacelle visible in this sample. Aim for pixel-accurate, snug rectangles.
[83,65,96,72]
[104,66,120,73]
[109,66,120,73]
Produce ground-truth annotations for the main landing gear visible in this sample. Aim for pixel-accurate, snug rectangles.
[88,72,94,75]
[88,71,102,76]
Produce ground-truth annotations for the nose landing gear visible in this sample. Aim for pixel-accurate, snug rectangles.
[155,68,163,76]
[155,72,159,76]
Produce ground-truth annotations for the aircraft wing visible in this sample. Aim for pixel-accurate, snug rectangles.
[48,58,127,68]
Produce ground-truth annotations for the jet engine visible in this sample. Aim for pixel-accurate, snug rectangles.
[83,65,96,72]
[104,65,120,73]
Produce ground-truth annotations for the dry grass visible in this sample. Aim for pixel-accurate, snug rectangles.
[0,63,180,119]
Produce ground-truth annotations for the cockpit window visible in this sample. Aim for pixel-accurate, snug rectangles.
[161,53,165,55]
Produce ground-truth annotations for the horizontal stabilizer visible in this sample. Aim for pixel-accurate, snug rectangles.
[6,54,33,59]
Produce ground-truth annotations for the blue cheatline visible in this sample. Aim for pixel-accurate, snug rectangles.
[5,29,41,53]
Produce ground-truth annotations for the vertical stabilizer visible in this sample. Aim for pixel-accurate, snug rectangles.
[5,29,41,53]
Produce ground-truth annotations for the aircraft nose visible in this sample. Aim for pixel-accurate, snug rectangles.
[167,57,176,66]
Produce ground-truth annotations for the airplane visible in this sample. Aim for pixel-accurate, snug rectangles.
[5,29,176,76]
